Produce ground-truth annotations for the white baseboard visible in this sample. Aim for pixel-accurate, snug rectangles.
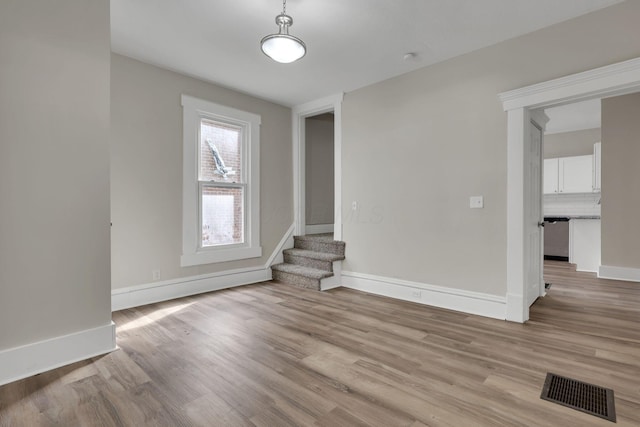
[0,322,116,386]
[341,271,506,320]
[113,223,295,311]
[598,265,640,282]
[305,223,334,234]
[576,266,599,274]
[320,261,342,291]
[112,267,270,311]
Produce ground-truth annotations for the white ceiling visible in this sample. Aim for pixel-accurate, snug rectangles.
[544,99,602,134]
[111,0,623,107]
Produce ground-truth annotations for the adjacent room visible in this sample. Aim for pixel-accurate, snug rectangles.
[1,0,639,425]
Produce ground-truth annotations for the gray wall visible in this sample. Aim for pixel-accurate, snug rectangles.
[601,92,640,269]
[544,128,601,159]
[110,54,292,290]
[342,1,640,296]
[306,114,335,225]
[0,0,112,349]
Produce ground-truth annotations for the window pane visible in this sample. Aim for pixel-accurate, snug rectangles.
[200,119,241,182]
[201,186,244,247]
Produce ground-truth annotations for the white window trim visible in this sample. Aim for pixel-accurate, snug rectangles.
[181,94,261,266]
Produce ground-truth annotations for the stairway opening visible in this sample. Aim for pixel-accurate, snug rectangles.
[305,113,335,235]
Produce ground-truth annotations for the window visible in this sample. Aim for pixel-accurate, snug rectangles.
[181,95,261,266]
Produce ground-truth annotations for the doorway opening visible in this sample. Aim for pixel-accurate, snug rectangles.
[538,99,602,293]
[500,57,640,323]
[292,94,343,240]
[304,113,335,235]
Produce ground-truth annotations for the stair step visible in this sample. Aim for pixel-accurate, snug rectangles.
[295,233,335,242]
[284,248,344,272]
[271,263,334,279]
[284,248,344,262]
[285,248,343,268]
[271,263,334,291]
[294,235,345,257]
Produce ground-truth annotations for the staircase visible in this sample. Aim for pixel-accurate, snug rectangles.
[271,233,345,291]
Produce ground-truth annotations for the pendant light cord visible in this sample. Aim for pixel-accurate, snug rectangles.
[282,0,287,15]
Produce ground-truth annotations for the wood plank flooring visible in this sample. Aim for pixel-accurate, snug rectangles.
[1,261,639,426]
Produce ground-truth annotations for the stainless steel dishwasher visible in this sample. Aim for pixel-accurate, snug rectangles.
[544,217,570,261]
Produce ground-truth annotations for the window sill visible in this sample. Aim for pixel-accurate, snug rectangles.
[180,246,262,267]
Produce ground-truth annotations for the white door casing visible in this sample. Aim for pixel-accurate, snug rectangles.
[292,94,344,239]
[500,57,640,323]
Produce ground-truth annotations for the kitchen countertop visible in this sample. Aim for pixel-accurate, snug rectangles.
[544,215,601,220]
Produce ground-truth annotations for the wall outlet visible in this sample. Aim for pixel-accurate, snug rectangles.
[152,270,161,281]
[470,196,484,209]
[411,290,422,298]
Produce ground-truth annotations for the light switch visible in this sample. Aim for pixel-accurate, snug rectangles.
[470,196,484,209]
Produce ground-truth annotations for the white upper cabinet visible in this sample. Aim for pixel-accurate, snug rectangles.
[544,154,596,194]
[560,155,594,193]
[593,142,602,192]
[544,158,559,194]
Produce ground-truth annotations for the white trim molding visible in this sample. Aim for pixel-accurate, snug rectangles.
[504,107,528,323]
[112,267,270,312]
[292,94,344,239]
[113,223,295,312]
[0,322,116,386]
[321,261,343,291]
[598,265,640,283]
[342,271,506,320]
[305,223,334,234]
[499,56,640,323]
[180,94,262,267]
[499,57,640,110]
[266,223,296,267]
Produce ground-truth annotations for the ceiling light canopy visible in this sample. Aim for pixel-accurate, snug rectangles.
[260,0,306,64]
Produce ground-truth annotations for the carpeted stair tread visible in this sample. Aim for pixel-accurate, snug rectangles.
[293,234,345,256]
[294,233,339,243]
[295,234,345,247]
[283,248,344,262]
[272,270,321,290]
[271,263,334,280]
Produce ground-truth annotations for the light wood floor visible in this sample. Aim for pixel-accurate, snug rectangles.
[1,261,639,426]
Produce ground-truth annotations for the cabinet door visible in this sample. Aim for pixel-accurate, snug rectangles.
[543,158,559,194]
[569,219,601,273]
[593,142,601,192]
[560,155,593,193]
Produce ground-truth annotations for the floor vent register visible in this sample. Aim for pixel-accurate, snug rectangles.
[541,372,616,422]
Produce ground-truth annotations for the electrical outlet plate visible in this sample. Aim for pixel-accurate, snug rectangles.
[470,196,484,209]
[152,270,161,280]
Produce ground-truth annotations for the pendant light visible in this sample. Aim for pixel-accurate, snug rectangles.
[260,0,306,63]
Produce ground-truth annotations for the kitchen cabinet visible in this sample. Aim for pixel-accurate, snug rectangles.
[561,155,594,193]
[569,218,601,273]
[593,142,601,192]
[544,155,595,194]
[543,158,559,194]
